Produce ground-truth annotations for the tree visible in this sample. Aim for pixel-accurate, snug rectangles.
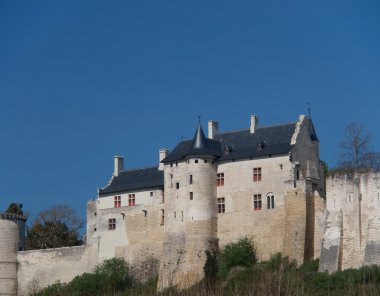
[5,203,24,215]
[25,204,84,250]
[338,122,372,171]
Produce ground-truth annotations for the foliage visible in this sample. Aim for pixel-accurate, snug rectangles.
[95,257,133,292]
[204,248,219,280]
[217,237,257,279]
[5,202,24,214]
[25,204,83,250]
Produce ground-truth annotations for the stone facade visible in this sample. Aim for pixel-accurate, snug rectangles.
[0,114,336,295]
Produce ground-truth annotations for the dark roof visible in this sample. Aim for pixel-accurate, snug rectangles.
[163,123,297,163]
[99,166,163,196]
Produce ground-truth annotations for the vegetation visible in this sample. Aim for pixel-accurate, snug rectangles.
[5,202,24,215]
[30,242,380,296]
[26,204,84,250]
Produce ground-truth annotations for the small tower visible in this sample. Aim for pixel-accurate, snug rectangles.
[158,123,221,290]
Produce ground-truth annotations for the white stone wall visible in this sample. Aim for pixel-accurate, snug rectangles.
[320,173,380,272]
[17,244,98,296]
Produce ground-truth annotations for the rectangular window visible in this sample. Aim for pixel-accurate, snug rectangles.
[217,173,224,186]
[176,182,179,189]
[254,194,262,211]
[195,159,198,163]
[114,196,121,208]
[189,192,193,200]
[128,194,136,206]
[189,175,193,185]
[253,168,262,182]
[217,198,225,213]
[150,192,153,197]
[108,218,116,230]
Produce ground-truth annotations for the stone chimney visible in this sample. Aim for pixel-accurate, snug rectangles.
[114,156,124,177]
[208,120,219,139]
[250,115,258,134]
[159,149,170,171]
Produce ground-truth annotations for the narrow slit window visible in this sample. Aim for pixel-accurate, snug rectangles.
[189,192,193,200]
[189,175,193,185]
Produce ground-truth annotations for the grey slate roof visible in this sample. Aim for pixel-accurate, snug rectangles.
[162,123,297,163]
[99,166,163,196]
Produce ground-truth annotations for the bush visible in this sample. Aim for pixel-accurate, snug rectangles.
[217,237,257,279]
[95,257,133,292]
[68,273,103,296]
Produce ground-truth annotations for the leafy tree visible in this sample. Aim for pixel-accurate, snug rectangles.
[25,204,83,250]
[5,203,24,215]
[338,122,371,171]
[217,237,257,279]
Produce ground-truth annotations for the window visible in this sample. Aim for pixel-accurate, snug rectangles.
[114,196,121,208]
[204,159,208,163]
[254,194,262,211]
[195,159,198,163]
[170,163,173,167]
[176,162,178,167]
[267,194,275,209]
[217,198,225,213]
[253,168,262,182]
[217,173,224,186]
[176,182,179,189]
[189,192,193,200]
[128,194,135,206]
[150,191,153,197]
[189,175,193,185]
[174,211,176,219]
[160,209,165,225]
[108,218,116,230]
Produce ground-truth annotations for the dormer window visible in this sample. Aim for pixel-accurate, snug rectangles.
[256,141,266,151]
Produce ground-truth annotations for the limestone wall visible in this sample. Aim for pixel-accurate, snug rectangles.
[320,173,380,272]
[17,244,98,296]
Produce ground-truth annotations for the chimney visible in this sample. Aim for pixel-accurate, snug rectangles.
[159,148,170,171]
[114,156,124,177]
[208,120,219,139]
[250,115,258,134]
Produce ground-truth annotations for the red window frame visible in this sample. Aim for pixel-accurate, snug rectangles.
[217,173,224,186]
[253,168,262,182]
[114,196,121,208]
[128,194,136,206]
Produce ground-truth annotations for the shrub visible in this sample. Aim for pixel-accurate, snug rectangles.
[68,273,103,296]
[204,249,219,280]
[217,237,257,279]
[95,257,133,292]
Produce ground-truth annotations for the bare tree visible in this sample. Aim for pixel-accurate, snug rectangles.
[338,122,372,170]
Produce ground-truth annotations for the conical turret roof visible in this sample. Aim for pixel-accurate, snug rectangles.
[183,124,221,159]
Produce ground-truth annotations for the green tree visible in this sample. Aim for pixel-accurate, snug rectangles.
[26,204,83,250]
[5,203,24,215]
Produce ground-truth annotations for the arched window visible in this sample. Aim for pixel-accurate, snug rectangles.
[266,193,275,209]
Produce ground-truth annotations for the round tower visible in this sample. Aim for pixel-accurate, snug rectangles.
[0,219,19,296]
[158,123,221,290]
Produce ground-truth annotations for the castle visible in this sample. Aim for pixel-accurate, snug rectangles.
[1,114,379,295]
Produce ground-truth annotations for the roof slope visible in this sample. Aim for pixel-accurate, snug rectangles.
[99,166,164,195]
[163,123,297,163]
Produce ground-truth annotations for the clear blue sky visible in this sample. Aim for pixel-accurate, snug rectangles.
[1,1,379,224]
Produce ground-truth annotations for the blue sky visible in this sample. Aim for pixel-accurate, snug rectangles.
[1,1,379,224]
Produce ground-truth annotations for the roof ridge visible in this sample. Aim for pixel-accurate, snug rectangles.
[120,165,159,173]
[217,122,296,135]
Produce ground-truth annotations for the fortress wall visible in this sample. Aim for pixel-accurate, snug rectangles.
[17,244,98,296]
[320,173,380,272]
[0,220,18,296]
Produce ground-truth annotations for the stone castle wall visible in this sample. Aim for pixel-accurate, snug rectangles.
[320,173,380,272]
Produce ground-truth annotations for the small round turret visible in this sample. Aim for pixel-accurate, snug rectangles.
[0,219,19,295]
